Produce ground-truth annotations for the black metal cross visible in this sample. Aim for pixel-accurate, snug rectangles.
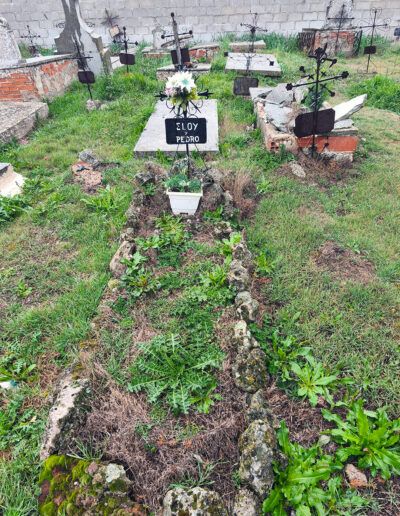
[114,27,138,74]
[240,12,269,53]
[71,41,95,100]
[161,12,193,70]
[356,8,390,73]
[286,44,349,156]
[155,81,212,173]
[20,25,41,57]
[327,3,354,55]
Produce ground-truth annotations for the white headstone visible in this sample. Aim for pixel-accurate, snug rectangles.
[55,0,111,76]
[152,24,166,50]
[0,17,24,68]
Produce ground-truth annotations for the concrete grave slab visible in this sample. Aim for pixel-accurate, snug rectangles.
[225,53,281,77]
[156,63,211,81]
[0,101,49,143]
[249,87,273,102]
[134,100,218,158]
[229,41,266,52]
[0,163,25,197]
[333,94,367,122]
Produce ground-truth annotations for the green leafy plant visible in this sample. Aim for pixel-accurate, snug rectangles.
[255,251,276,276]
[14,280,33,299]
[189,380,222,414]
[256,175,273,194]
[127,333,224,415]
[322,399,400,479]
[121,265,160,299]
[0,195,28,224]
[165,173,202,193]
[263,421,342,516]
[215,231,242,264]
[290,355,350,407]
[199,264,228,288]
[169,456,223,489]
[0,360,37,383]
[260,328,311,386]
[203,204,224,223]
[81,185,119,215]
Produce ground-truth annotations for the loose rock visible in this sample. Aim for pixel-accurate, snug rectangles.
[86,99,102,111]
[238,420,278,498]
[289,161,306,178]
[233,488,262,516]
[233,320,259,353]
[162,487,228,515]
[228,259,250,292]
[135,170,155,187]
[345,464,368,488]
[235,291,259,322]
[214,220,232,239]
[110,241,135,278]
[39,371,90,461]
[78,148,100,168]
[232,242,252,268]
[246,390,280,429]
[232,348,268,392]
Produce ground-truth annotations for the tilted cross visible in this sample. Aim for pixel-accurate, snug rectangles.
[161,12,193,70]
[20,25,41,57]
[286,44,349,156]
[71,41,95,99]
[327,3,354,55]
[240,12,269,53]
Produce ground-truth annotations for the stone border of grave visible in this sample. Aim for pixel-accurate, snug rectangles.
[38,161,285,514]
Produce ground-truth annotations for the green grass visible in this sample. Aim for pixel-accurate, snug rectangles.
[347,74,400,114]
[1,39,400,513]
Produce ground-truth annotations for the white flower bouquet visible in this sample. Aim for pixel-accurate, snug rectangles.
[165,71,198,111]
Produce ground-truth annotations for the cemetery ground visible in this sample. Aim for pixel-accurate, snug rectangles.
[0,35,400,514]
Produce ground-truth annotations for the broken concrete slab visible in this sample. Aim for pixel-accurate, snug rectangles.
[249,87,273,103]
[134,100,219,158]
[0,101,49,143]
[0,163,25,196]
[334,118,354,130]
[264,103,292,132]
[225,53,281,77]
[333,94,367,122]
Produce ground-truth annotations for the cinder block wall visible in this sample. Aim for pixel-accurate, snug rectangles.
[1,0,399,48]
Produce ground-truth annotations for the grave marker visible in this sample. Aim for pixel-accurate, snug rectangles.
[355,8,390,73]
[161,12,193,71]
[20,25,41,57]
[286,44,349,155]
[0,17,25,67]
[116,27,138,74]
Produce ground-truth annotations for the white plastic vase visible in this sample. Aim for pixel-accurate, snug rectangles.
[166,190,203,215]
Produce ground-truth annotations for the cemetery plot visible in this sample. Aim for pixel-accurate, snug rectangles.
[225,53,282,77]
[134,100,219,157]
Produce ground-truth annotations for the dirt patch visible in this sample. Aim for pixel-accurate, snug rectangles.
[277,153,358,188]
[71,162,103,194]
[312,241,375,283]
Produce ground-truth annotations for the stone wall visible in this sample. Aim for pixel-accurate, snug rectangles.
[0,56,78,101]
[1,0,399,48]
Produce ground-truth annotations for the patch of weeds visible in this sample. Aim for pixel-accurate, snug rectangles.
[215,231,242,264]
[169,456,224,489]
[68,436,108,461]
[255,251,276,276]
[322,399,400,479]
[13,280,33,299]
[81,185,120,216]
[120,250,161,300]
[249,143,294,172]
[203,204,224,223]
[347,75,400,114]
[263,421,368,515]
[0,195,29,224]
[127,333,224,415]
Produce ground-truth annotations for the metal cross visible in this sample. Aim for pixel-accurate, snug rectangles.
[161,12,193,70]
[20,25,41,57]
[114,27,138,74]
[71,41,95,100]
[101,8,119,28]
[286,44,349,156]
[355,8,390,73]
[155,81,212,172]
[240,12,269,53]
[327,3,354,55]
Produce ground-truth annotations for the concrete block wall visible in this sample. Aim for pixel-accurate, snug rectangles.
[1,0,399,48]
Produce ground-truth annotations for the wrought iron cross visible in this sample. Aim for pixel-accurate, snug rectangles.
[356,8,390,73]
[327,3,354,55]
[161,12,193,70]
[286,44,349,156]
[72,41,95,100]
[155,81,212,170]
[20,25,41,57]
[114,27,138,74]
[240,12,269,53]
